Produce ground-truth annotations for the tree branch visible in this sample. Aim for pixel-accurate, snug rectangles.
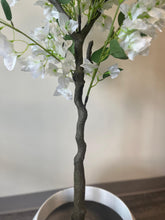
[81,11,101,39]
[86,41,93,62]
[48,0,70,18]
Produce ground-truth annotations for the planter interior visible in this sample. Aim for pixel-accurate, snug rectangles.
[47,201,123,220]
[33,186,135,220]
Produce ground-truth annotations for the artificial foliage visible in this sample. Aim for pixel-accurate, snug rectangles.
[1,0,165,219]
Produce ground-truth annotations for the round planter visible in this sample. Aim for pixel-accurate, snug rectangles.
[33,186,135,220]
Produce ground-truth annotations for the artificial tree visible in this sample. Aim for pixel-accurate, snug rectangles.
[1,0,165,219]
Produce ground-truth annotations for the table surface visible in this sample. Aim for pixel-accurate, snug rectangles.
[0,176,165,220]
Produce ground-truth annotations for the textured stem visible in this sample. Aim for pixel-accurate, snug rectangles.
[71,36,87,220]
[72,74,88,220]
[71,12,101,220]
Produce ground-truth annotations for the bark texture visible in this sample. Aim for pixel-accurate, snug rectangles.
[70,9,101,220]
[71,35,87,220]
[46,2,101,220]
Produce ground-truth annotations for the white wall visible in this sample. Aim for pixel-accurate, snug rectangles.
[0,1,165,196]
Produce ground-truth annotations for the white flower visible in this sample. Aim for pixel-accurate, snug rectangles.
[46,63,59,76]
[81,59,98,75]
[8,0,19,7]
[55,39,72,58]
[31,45,47,56]
[54,76,72,100]
[108,64,121,79]
[31,24,49,42]
[47,21,61,41]
[117,0,165,60]
[69,19,79,33]
[61,51,75,75]
[120,0,155,21]
[120,3,130,17]
[0,32,17,71]
[35,0,59,20]
[58,13,78,34]
[130,5,147,21]
[20,56,45,78]
[4,54,17,71]
[120,18,155,37]
[149,7,165,21]
[148,7,165,31]
[120,31,152,60]
[122,18,151,32]
[47,51,75,75]
[44,6,59,20]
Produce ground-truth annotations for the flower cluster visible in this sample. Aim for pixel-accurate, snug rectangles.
[21,0,79,99]
[0,32,17,71]
[0,0,165,100]
[1,0,79,99]
[118,0,165,60]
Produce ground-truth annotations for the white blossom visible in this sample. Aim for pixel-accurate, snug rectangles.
[108,64,121,79]
[0,32,17,71]
[148,7,165,31]
[20,56,45,78]
[46,63,59,76]
[35,0,78,34]
[31,24,49,42]
[35,0,59,20]
[120,18,154,37]
[81,59,98,75]
[54,76,72,100]
[1,0,165,101]
[58,13,78,34]
[118,0,165,60]
[55,39,72,58]
[119,31,152,60]
[61,52,75,75]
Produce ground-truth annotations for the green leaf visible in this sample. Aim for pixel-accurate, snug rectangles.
[68,42,75,55]
[103,71,110,79]
[63,35,74,55]
[91,47,110,64]
[140,32,147,37]
[110,39,128,60]
[1,0,12,21]
[64,34,72,40]
[118,11,125,26]
[58,0,71,4]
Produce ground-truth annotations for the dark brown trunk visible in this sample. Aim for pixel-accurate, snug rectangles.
[71,10,101,219]
[71,36,87,220]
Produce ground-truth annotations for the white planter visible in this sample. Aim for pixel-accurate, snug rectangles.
[33,186,135,220]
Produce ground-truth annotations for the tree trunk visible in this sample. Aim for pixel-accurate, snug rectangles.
[71,35,87,220]
[71,10,101,217]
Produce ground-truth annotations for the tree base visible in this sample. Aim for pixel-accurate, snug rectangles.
[46,201,122,220]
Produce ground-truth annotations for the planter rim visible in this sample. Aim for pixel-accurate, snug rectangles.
[33,186,135,220]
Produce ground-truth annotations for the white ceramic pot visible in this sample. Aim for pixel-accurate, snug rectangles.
[33,186,135,220]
